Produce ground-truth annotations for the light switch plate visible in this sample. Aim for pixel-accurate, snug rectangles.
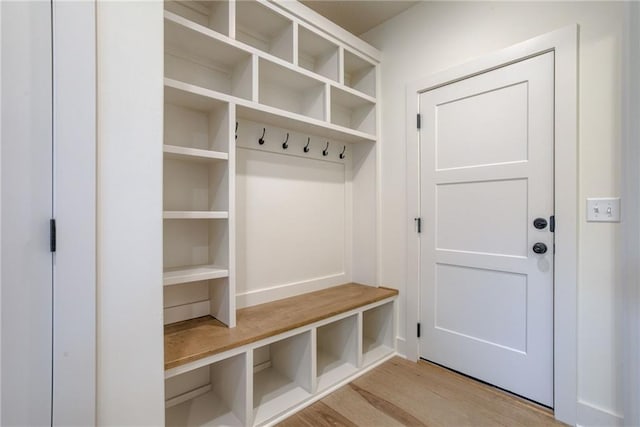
[586,197,621,222]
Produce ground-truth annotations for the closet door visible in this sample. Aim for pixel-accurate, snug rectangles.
[0,1,53,424]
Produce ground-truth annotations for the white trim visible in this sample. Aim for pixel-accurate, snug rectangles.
[577,401,623,427]
[622,2,640,426]
[405,26,578,425]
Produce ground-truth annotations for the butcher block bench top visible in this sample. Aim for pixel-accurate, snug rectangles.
[164,283,398,370]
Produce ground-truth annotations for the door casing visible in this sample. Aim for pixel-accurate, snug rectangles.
[405,26,578,425]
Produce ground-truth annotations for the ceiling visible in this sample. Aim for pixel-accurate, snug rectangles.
[300,1,419,36]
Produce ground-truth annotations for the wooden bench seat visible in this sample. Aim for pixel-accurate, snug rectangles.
[164,283,398,370]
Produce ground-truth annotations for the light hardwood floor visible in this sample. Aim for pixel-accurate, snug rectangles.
[278,357,565,427]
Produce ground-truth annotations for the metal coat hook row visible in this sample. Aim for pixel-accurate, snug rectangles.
[258,128,266,145]
[322,141,330,156]
[303,137,310,153]
[282,133,289,150]
[235,122,238,140]
[339,145,346,159]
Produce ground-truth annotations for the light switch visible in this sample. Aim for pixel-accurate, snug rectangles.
[586,197,621,222]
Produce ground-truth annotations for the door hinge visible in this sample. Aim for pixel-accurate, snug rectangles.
[50,219,56,253]
[417,323,421,338]
[414,217,422,233]
[549,215,555,233]
[417,114,422,129]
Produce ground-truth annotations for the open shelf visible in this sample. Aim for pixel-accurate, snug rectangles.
[259,58,326,121]
[164,145,228,162]
[316,315,358,391]
[236,1,294,63]
[165,1,230,37]
[166,78,375,143]
[253,332,313,425]
[165,12,253,100]
[164,84,230,153]
[343,49,376,97]
[298,25,339,82]
[164,265,229,287]
[164,157,228,212]
[362,301,395,367]
[330,85,376,135]
[165,354,248,426]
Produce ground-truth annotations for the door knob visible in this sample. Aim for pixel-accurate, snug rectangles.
[532,242,548,254]
[533,218,548,230]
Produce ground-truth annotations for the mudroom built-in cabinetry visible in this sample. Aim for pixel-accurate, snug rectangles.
[161,1,397,425]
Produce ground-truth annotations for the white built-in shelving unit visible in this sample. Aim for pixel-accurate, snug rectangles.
[162,0,392,425]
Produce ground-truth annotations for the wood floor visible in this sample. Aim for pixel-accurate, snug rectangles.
[278,357,565,427]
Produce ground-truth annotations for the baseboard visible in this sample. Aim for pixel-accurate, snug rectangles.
[236,273,348,308]
[577,401,623,427]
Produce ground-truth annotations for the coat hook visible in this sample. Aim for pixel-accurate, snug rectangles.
[258,128,266,145]
[339,145,346,159]
[304,137,310,153]
[322,141,329,156]
[235,122,238,140]
[282,133,289,150]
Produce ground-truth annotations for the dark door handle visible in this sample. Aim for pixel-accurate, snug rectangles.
[533,242,548,254]
[533,218,548,230]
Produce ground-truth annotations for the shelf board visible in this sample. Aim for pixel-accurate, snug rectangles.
[165,389,243,427]
[164,145,228,162]
[163,211,229,219]
[165,78,376,144]
[362,338,394,367]
[316,351,358,391]
[163,265,229,286]
[331,85,376,109]
[253,368,311,426]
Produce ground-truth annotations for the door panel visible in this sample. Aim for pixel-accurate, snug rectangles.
[1,1,53,424]
[420,52,554,406]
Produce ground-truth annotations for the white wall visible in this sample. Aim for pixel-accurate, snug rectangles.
[96,2,165,425]
[362,1,627,424]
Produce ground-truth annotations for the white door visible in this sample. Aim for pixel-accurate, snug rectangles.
[1,1,53,424]
[419,52,554,406]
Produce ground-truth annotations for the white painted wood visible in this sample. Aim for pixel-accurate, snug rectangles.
[164,145,228,162]
[298,24,339,82]
[343,49,376,98]
[51,1,96,424]
[163,212,229,219]
[96,2,165,424]
[164,265,229,286]
[236,1,294,63]
[316,315,358,391]
[419,52,554,407]
[406,25,577,423]
[165,1,230,37]
[0,2,52,424]
[330,86,376,134]
[362,302,394,367]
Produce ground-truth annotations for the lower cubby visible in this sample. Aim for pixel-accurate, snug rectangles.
[165,353,249,427]
[362,301,395,366]
[252,332,313,425]
[316,315,358,391]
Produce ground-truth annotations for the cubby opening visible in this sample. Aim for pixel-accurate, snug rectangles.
[164,87,231,155]
[164,157,228,213]
[236,1,294,63]
[165,16,253,100]
[253,333,313,425]
[165,0,231,36]
[330,86,376,135]
[343,49,376,97]
[165,353,248,426]
[163,278,232,325]
[298,26,339,82]
[362,302,394,366]
[316,315,358,391]
[259,58,326,121]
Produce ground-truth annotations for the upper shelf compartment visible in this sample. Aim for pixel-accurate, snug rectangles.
[343,49,376,98]
[330,86,376,135]
[259,58,325,122]
[236,1,294,63]
[165,12,253,100]
[165,1,230,36]
[298,25,339,82]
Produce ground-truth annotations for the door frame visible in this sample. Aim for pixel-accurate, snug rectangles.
[405,26,578,425]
